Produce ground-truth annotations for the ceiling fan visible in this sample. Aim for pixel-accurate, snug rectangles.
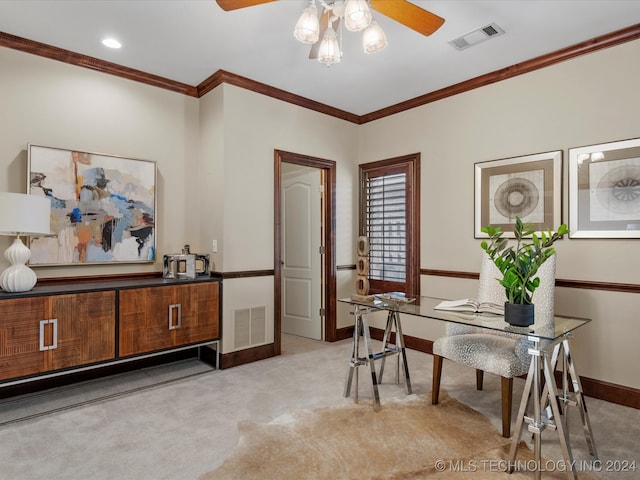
[216,0,444,37]
[216,1,445,65]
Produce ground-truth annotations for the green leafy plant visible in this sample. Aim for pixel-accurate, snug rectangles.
[480,217,569,305]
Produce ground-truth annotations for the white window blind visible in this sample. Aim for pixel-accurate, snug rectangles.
[365,172,407,282]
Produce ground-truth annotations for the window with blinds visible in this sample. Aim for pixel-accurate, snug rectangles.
[359,154,420,296]
[365,172,407,283]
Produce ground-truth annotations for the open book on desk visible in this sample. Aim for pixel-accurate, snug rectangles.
[434,298,504,315]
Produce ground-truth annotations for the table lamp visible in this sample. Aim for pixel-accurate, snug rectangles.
[0,192,51,293]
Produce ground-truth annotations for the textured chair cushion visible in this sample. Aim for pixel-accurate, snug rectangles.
[433,333,530,378]
[435,254,556,379]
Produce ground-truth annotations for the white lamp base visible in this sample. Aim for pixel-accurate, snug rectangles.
[0,238,38,293]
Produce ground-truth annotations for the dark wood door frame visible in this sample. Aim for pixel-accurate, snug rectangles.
[274,150,337,355]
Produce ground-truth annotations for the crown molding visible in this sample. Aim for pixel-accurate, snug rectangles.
[0,31,198,97]
[360,23,640,123]
[196,69,360,123]
[2,23,640,123]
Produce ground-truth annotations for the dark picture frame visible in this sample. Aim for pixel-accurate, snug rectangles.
[474,151,562,238]
[569,137,640,238]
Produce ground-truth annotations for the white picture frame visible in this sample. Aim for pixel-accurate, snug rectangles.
[569,137,640,238]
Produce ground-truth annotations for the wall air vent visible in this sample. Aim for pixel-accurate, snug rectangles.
[233,306,266,349]
[449,23,505,51]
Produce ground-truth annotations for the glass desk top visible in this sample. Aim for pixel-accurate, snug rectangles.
[338,295,591,342]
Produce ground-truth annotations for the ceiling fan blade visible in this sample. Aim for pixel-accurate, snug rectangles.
[369,0,445,36]
[215,0,277,11]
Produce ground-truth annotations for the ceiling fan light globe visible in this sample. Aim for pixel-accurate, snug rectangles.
[294,5,320,44]
[317,26,341,66]
[344,0,372,31]
[363,20,387,54]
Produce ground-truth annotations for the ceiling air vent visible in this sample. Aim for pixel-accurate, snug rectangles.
[449,23,505,51]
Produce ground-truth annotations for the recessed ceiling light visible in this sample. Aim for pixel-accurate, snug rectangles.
[102,38,122,49]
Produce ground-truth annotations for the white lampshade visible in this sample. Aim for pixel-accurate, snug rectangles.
[0,192,51,236]
[294,4,320,44]
[344,0,372,32]
[362,20,387,54]
[0,192,51,293]
[317,25,341,66]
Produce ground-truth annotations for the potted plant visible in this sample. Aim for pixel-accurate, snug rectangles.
[480,216,569,326]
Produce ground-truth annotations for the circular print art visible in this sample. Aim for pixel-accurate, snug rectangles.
[493,177,540,218]
[589,157,640,222]
[594,165,640,216]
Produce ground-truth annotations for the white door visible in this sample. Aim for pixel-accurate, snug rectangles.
[281,164,323,340]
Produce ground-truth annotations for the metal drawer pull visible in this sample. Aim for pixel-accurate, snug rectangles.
[39,319,58,351]
[168,303,182,330]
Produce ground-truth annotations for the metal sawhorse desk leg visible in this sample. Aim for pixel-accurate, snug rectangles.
[508,334,598,480]
[344,305,412,409]
[344,305,380,407]
[377,309,412,395]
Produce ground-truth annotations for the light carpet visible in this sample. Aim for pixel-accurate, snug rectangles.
[200,392,596,480]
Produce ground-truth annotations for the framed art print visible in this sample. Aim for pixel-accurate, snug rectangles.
[569,137,640,238]
[28,144,157,265]
[474,151,562,238]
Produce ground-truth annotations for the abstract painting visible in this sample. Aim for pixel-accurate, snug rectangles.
[474,151,562,238]
[28,144,156,265]
[569,137,640,238]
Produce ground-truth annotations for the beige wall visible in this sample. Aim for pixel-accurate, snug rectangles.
[1,38,638,387]
[0,47,199,277]
[0,46,359,356]
[196,85,225,271]
[358,39,640,388]
[197,84,359,352]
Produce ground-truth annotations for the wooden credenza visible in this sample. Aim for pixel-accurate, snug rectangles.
[0,277,221,387]
[119,282,219,357]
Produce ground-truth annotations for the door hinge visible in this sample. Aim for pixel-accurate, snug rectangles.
[319,308,325,317]
[319,245,325,255]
